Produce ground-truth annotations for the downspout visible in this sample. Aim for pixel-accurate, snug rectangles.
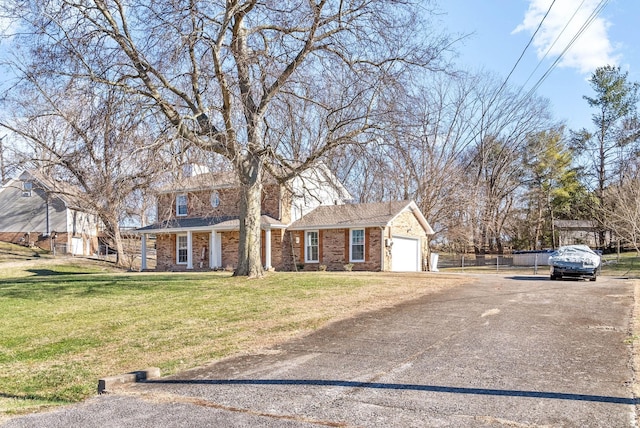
[290,230,298,272]
[380,227,385,271]
[46,194,52,251]
[45,194,50,236]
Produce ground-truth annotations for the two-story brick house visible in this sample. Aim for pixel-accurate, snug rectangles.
[136,165,434,272]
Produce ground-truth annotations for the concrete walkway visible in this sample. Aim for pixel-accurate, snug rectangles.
[3,275,637,427]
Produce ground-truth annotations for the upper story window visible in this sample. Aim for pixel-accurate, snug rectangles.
[350,229,365,262]
[305,231,319,263]
[22,181,33,197]
[176,194,188,216]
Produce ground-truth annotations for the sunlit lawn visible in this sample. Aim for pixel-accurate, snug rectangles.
[600,251,640,277]
[0,241,50,263]
[0,257,465,417]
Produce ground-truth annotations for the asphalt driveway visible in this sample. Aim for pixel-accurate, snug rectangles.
[3,274,637,427]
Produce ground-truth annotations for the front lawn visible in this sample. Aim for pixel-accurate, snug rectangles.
[0,241,50,263]
[0,259,466,417]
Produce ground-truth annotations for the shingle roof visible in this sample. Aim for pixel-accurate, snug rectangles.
[19,169,89,211]
[288,200,433,233]
[135,215,286,233]
[157,171,239,194]
[554,220,596,229]
[157,163,352,202]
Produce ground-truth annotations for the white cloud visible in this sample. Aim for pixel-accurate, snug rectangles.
[513,0,620,74]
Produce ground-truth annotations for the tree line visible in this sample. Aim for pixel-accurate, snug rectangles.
[0,1,638,274]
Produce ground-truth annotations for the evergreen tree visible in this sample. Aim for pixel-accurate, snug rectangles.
[573,65,640,247]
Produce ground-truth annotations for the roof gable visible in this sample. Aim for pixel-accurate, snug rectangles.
[288,200,434,234]
[18,169,88,211]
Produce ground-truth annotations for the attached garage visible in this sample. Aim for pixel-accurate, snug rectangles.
[286,200,434,272]
[71,237,84,255]
[391,236,420,272]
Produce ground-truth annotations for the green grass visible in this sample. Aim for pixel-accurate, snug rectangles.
[0,257,464,417]
[600,252,640,277]
[0,241,50,262]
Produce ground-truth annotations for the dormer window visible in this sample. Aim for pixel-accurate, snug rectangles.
[176,194,188,216]
[22,181,33,197]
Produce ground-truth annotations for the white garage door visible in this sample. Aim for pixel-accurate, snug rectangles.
[71,237,84,255]
[391,236,420,272]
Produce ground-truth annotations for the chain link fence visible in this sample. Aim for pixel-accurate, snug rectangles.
[437,253,541,273]
[436,251,640,277]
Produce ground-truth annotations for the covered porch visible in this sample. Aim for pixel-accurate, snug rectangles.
[136,216,286,271]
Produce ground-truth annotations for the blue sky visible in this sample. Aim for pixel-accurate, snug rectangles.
[1,1,637,137]
[439,0,639,132]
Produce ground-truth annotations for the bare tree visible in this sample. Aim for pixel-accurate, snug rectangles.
[461,74,554,254]
[2,0,453,277]
[1,78,164,266]
[329,71,556,253]
[0,134,21,182]
[573,65,640,248]
[390,74,479,236]
[603,175,640,255]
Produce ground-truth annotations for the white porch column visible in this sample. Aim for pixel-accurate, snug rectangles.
[140,233,148,271]
[216,232,222,268]
[186,230,193,269]
[264,228,272,270]
[209,231,216,269]
[210,231,222,269]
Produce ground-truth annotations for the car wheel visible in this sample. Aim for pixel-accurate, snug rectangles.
[590,276,597,282]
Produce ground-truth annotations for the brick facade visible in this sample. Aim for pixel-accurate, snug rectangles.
[146,175,430,273]
[155,234,175,271]
[0,231,98,255]
[153,209,429,273]
[0,231,56,251]
[155,230,286,272]
[288,227,384,272]
[157,184,285,223]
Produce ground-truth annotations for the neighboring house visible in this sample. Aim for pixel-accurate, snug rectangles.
[0,170,100,255]
[554,220,599,248]
[136,166,435,272]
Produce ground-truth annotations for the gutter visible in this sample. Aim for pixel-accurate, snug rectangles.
[287,222,388,231]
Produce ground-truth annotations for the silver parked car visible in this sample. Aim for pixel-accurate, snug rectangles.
[549,245,601,281]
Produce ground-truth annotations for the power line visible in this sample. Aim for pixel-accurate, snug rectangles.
[461,0,559,149]
[496,0,558,97]
[523,0,611,102]
[458,0,611,151]
[522,0,589,89]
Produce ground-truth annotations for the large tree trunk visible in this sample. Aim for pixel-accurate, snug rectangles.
[235,153,264,278]
[102,213,125,267]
